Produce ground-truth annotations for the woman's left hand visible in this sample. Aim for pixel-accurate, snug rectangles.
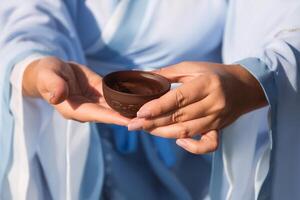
[127,62,267,154]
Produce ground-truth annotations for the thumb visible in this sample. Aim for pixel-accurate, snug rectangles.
[38,70,69,105]
[152,62,196,83]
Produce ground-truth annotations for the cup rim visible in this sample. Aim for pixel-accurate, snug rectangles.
[103,70,171,97]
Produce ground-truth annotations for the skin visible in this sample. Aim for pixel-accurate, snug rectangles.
[127,62,268,154]
[22,56,129,125]
[23,57,267,155]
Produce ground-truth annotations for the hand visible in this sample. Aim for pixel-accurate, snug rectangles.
[127,62,267,154]
[23,57,129,125]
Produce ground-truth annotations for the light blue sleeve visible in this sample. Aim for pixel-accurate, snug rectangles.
[0,0,85,196]
[214,1,300,199]
[237,58,276,109]
[237,32,300,199]
[237,35,300,117]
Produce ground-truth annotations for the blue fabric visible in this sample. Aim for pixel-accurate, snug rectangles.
[110,125,176,167]
[97,123,212,200]
[140,134,192,200]
[101,0,177,168]
[110,125,139,153]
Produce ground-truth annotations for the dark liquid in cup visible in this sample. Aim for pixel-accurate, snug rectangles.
[112,79,162,95]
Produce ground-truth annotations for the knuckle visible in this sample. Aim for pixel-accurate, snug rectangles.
[156,101,164,115]
[177,125,190,138]
[171,109,184,123]
[175,89,187,108]
[143,121,155,131]
[212,118,222,128]
[215,98,226,112]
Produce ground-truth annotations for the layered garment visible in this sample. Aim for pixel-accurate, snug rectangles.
[0,0,300,200]
[0,1,224,199]
[211,1,300,200]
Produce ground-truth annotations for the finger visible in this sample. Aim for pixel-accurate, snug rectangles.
[176,130,219,154]
[85,104,130,126]
[128,95,213,131]
[152,62,203,83]
[137,77,209,118]
[55,96,130,126]
[38,69,69,105]
[147,116,216,139]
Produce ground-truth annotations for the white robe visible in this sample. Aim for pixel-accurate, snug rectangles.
[0,0,300,199]
[1,1,224,199]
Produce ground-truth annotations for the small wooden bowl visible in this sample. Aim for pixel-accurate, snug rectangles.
[103,70,170,118]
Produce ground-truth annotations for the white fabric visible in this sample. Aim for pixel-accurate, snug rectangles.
[9,55,45,200]
[217,0,300,199]
[9,56,90,200]
[3,0,300,199]
[4,0,226,198]
[221,109,270,200]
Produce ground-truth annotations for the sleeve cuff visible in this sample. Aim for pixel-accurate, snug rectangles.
[235,57,277,109]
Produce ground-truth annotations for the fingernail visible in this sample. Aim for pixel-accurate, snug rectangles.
[128,120,143,131]
[137,108,151,118]
[176,139,188,148]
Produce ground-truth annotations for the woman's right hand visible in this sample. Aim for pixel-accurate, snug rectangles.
[23,56,129,125]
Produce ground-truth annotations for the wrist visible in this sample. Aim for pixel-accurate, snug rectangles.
[226,64,268,113]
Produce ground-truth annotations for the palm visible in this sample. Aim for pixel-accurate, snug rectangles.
[54,63,129,125]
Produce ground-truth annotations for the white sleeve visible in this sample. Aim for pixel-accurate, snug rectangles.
[1,1,93,199]
[8,54,92,200]
[9,55,52,200]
